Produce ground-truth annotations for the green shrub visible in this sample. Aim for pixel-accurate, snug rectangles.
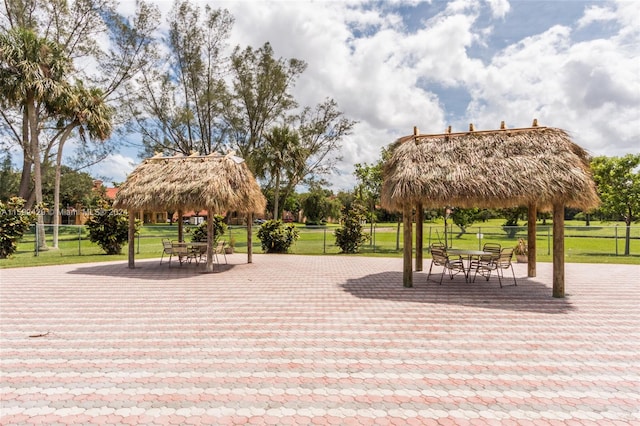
[257,220,299,253]
[0,197,37,259]
[86,208,140,255]
[189,215,227,243]
[335,204,370,253]
[304,220,326,226]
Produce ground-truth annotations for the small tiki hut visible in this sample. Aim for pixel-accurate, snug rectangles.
[114,152,266,272]
[381,121,599,297]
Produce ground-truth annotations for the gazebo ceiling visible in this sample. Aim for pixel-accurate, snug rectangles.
[113,152,266,214]
[381,123,600,211]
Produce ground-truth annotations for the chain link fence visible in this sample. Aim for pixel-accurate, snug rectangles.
[22,223,639,259]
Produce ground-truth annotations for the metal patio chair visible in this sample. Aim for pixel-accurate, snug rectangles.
[427,247,466,284]
[470,242,501,273]
[473,247,517,287]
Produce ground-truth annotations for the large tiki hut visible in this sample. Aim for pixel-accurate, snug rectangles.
[114,152,266,272]
[381,121,600,297]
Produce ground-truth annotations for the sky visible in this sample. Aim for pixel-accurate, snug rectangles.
[91,0,639,190]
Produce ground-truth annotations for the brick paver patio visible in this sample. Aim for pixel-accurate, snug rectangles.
[1,255,639,425]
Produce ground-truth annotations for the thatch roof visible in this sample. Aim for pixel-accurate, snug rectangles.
[114,152,266,214]
[381,125,600,211]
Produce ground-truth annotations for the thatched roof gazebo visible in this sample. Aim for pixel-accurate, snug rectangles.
[381,121,600,297]
[114,152,266,272]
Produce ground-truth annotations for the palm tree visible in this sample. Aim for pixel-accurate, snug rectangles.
[49,82,113,247]
[0,28,72,249]
[258,126,304,220]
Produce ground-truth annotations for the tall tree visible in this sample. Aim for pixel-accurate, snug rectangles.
[591,154,640,256]
[49,82,112,247]
[225,42,306,170]
[0,27,70,204]
[258,125,303,220]
[130,0,233,156]
[1,0,158,196]
[1,0,158,247]
[354,160,383,241]
[301,184,341,225]
[354,146,389,241]
[260,98,356,211]
[0,27,71,248]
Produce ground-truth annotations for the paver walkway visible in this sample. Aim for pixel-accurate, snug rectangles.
[1,255,639,425]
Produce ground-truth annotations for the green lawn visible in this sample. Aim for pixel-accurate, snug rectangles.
[1,219,638,268]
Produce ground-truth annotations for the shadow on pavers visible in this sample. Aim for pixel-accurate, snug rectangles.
[341,271,573,314]
[66,258,236,281]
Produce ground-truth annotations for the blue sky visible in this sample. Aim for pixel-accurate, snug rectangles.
[88,0,639,190]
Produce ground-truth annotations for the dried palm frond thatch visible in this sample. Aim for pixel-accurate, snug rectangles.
[113,153,266,214]
[381,126,599,211]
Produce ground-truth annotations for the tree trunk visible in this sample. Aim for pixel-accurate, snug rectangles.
[273,171,280,220]
[27,98,47,251]
[53,120,80,248]
[53,160,61,248]
[624,206,632,256]
[18,157,32,201]
[19,108,32,201]
[25,189,36,209]
[52,126,75,248]
[625,218,631,256]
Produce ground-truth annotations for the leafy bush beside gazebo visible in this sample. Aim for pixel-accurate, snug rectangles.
[0,197,37,259]
[189,215,227,244]
[335,204,370,253]
[257,220,299,253]
[86,208,141,255]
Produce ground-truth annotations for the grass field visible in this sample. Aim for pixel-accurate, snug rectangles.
[1,219,638,268]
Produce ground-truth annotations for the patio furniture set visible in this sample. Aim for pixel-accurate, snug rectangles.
[426,242,517,287]
[160,239,228,267]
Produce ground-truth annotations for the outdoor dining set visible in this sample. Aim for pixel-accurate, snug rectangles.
[160,239,228,267]
[426,243,517,287]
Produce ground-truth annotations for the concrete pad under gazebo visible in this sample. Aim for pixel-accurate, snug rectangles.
[113,151,266,272]
[381,120,600,297]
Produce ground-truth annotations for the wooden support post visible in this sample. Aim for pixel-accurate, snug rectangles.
[128,212,135,269]
[527,203,537,277]
[553,202,565,298]
[178,209,184,242]
[416,204,423,271]
[247,213,253,263]
[206,209,214,273]
[403,205,413,288]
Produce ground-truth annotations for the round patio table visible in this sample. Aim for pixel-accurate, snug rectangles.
[447,249,490,281]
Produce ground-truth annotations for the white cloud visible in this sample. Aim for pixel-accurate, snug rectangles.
[485,0,510,19]
[103,0,638,192]
[88,154,136,185]
[462,7,640,156]
[577,5,617,29]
